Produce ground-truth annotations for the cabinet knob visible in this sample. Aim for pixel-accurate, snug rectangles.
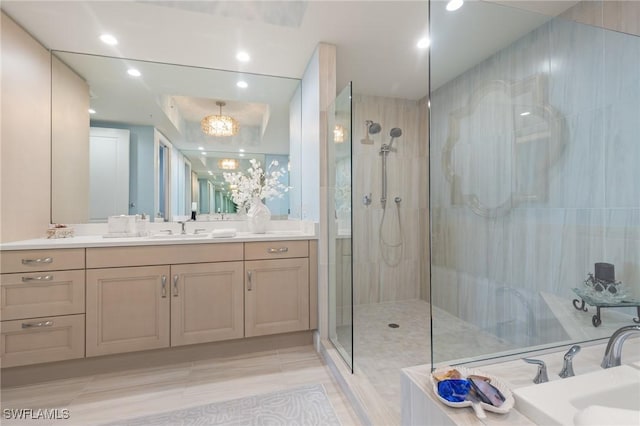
[22,320,54,329]
[173,275,179,297]
[21,274,53,282]
[267,247,288,254]
[21,257,53,266]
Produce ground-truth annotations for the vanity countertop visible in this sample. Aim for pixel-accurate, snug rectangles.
[0,222,318,251]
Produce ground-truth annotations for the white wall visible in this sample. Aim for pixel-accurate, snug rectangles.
[1,12,51,242]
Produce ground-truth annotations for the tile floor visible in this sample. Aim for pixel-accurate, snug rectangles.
[0,346,362,426]
[335,299,515,424]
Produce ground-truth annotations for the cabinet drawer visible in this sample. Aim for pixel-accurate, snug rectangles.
[244,240,308,260]
[1,270,85,321]
[1,249,84,273]
[86,243,243,268]
[1,314,85,368]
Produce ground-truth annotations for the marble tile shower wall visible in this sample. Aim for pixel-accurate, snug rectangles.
[352,94,429,305]
[430,17,640,336]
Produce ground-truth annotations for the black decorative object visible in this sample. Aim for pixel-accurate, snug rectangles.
[595,263,615,283]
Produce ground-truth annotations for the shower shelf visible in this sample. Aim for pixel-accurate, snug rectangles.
[571,288,640,327]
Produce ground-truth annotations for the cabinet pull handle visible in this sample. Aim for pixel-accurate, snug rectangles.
[247,271,253,291]
[21,257,53,266]
[161,275,167,298]
[173,275,179,297]
[22,320,54,329]
[21,275,53,282]
[267,247,289,254]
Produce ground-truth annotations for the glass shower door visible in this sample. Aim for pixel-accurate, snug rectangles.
[328,82,353,370]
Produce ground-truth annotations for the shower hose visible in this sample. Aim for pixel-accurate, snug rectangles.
[379,200,403,267]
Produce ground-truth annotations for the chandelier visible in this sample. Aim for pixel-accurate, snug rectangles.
[201,101,239,137]
[218,158,239,170]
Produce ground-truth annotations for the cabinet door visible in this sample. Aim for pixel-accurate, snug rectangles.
[170,262,244,347]
[86,266,170,357]
[1,270,85,321]
[1,314,85,368]
[245,258,309,337]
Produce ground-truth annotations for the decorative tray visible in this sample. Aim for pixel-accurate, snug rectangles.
[430,365,515,418]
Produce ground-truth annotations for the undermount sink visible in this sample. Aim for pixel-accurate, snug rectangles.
[148,233,209,239]
[513,365,640,425]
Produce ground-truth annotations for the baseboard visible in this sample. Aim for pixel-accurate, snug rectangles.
[1,331,313,388]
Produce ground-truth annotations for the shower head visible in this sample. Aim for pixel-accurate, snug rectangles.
[366,120,382,135]
[388,127,402,149]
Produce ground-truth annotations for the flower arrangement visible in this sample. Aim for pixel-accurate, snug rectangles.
[223,158,289,212]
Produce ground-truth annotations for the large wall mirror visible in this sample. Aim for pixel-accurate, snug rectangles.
[51,51,301,223]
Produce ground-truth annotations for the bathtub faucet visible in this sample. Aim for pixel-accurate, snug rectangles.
[601,324,640,369]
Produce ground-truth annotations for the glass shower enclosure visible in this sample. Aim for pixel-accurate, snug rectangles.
[328,82,353,371]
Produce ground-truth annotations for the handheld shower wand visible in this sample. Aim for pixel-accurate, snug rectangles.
[380,128,402,205]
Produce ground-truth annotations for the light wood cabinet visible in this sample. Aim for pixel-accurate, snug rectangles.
[86,266,170,357]
[1,314,85,368]
[1,239,317,367]
[0,249,86,368]
[245,257,309,337]
[1,270,85,321]
[171,262,244,346]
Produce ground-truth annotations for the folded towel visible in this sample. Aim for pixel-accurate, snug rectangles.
[212,228,237,238]
[103,232,140,238]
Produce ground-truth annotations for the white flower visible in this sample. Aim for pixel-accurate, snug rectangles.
[223,159,290,211]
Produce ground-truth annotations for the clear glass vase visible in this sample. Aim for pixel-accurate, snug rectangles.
[247,197,271,234]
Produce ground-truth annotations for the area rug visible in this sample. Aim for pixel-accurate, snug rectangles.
[105,384,341,426]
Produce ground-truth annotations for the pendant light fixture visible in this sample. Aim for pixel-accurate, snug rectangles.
[201,101,239,137]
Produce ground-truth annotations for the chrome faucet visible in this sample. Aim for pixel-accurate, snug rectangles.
[559,345,581,378]
[523,358,549,384]
[601,324,640,369]
[177,221,188,235]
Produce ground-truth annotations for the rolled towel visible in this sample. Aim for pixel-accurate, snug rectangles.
[212,228,237,238]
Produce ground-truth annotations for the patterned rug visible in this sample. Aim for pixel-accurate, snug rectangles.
[104,384,341,426]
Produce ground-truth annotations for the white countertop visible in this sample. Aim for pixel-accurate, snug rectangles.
[402,338,640,425]
[0,221,318,251]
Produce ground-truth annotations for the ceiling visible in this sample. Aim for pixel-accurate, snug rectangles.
[3,1,581,182]
[1,1,578,99]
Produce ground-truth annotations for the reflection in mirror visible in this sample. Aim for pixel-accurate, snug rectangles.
[51,51,301,223]
[430,1,640,365]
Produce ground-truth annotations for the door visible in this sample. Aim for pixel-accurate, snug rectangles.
[170,262,244,346]
[89,127,130,222]
[245,258,309,337]
[86,266,170,356]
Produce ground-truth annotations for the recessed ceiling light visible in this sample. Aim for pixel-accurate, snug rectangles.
[239,148,245,153]
[520,111,531,116]
[446,0,464,12]
[88,108,96,114]
[239,153,245,157]
[201,152,206,155]
[417,37,430,49]
[99,34,118,46]
[198,146,204,150]
[127,68,141,77]
[236,51,250,62]
[236,81,248,89]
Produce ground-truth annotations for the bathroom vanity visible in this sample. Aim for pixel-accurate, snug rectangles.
[0,232,318,368]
